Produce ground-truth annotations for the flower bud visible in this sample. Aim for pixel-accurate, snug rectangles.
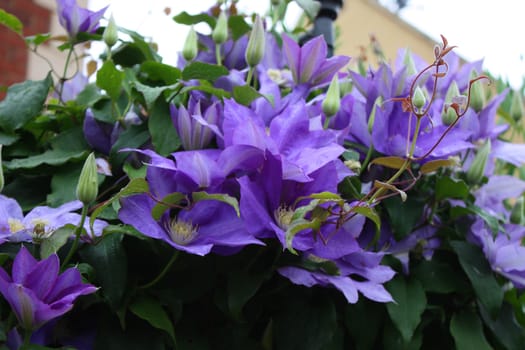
[245,15,265,67]
[402,49,417,76]
[76,152,99,205]
[510,90,525,122]
[322,75,341,118]
[469,70,486,112]
[103,15,118,48]
[510,196,525,225]
[212,12,228,44]
[442,105,457,126]
[0,145,4,193]
[183,26,198,62]
[412,86,426,110]
[444,81,460,104]
[466,139,491,184]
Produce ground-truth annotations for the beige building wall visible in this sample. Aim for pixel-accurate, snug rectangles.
[335,0,437,66]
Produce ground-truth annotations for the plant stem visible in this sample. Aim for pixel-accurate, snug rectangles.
[215,44,222,66]
[58,46,75,102]
[139,251,179,289]
[61,205,88,269]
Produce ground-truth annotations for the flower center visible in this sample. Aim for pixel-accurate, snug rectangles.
[167,219,197,246]
[30,219,54,243]
[274,205,294,230]
[8,218,25,233]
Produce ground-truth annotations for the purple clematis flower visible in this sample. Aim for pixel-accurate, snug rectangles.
[0,195,108,244]
[282,34,350,88]
[469,219,525,289]
[56,0,107,40]
[278,250,395,303]
[118,148,264,256]
[0,246,97,331]
[120,194,262,256]
[170,96,221,150]
[222,99,346,182]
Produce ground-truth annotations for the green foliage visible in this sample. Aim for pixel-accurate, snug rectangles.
[0,74,53,132]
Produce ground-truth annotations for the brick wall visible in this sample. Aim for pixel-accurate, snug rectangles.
[0,0,51,97]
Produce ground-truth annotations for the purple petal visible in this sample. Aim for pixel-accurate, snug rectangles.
[12,247,37,284]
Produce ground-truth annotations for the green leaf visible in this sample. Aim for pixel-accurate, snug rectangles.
[25,33,51,46]
[96,60,124,100]
[0,9,22,35]
[0,73,53,132]
[182,62,229,82]
[151,192,186,221]
[420,158,458,174]
[228,15,251,40]
[130,296,176,344]
[479,301,525,350]
[192,191,240,217]
[344,299,385,350]
[179,84,231,99]
[294,0,321,20]
[436,177,469,201]
[386,276,427,343]
[79,233,127,308]
[273,296,337,349]
[40,225,75,259]
[172,11,216,27]
[47,163,83,207]
[134,81,179,111]
[110,123,150,166]
[412,259,468,293]
[76,83,102,106]
[369,156,407,170]
[140,62,181,85]
[383,195,424,240]
[450,310,492,350]
[0,131,19,146]
[5,149,87,170]
[451,241,503,317]
[227,270,266,320]
[285,218,322,253]
[338,175,362,200]
[148,99,181,155]
[232,85,265,106]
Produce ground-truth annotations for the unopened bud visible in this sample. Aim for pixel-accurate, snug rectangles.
[510,196,525,225]
[245,15,265,67]
[445,81,460,104]
[0,145,4,193]
[442,105,457,126]
[412,86,426,110]
[466,139,491,184]
[103,15,118,48]
[510,90,525,122]
[469,70,486,112]
[402,49,417,76]
[212,12,228,44]
[183,26,198,61]
[322,75,341,117]
[76,152,99,205]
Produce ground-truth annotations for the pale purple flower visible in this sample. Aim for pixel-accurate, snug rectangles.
[56,0,107,39]
[0,246,97,330]
[282,34,350,88]
[470,219,525,289]
[0,195,108,243]
[170,97,221,150]
[278,251,395,303]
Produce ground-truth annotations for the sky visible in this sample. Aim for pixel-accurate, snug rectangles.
[89,0,525,88]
